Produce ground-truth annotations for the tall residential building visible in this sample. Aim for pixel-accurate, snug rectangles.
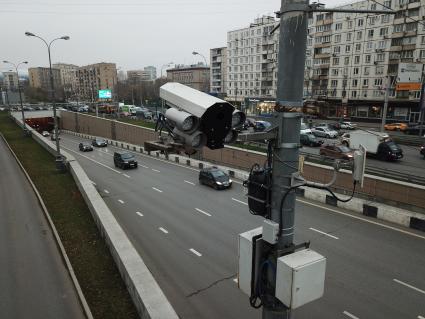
[166,63,210,92]
[75,62,117,100]
[2,71,19,91]
[28,67,61,91]
[127,68,156,84]
[305,0,425,122]
[226,16,279,112]
[210,47,228,97]
[144,66,157,80]
[52,63,78,92]
[117,69,127,82]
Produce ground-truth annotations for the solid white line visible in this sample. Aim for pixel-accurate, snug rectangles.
[140,164,149,169]
[159,227,168,234]
[152,187,163,193]
[189,248,202,257]
[184,180,195,186]
[418,316,425,319]
[195,208,212,217]
[152,169,160,172]
[104,189,109,194]
[297,199,425,240]
[136,211,144,217]
[232,198,248,205]
[123,174,131,178]
[393,279,425,295]
[309,227,339,240]
[343,311,360,319]
[118,199,124,204]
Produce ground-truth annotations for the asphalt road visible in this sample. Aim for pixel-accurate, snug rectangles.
[0,137,85,319]
[60,133,425,319]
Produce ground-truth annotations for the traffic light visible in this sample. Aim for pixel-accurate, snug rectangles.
[160,82,245,150]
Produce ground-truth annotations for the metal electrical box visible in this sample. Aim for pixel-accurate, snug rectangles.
[275,249,326,309]
[238,227,263,296]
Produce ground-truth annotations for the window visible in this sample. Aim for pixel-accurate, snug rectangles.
[346,33,352,41]
[351,90,357,98]
[422,36,425,44]
[366,42,374,50]
[358,18,364,27]
[408,8,419,17]
[376,66,384,74]
[354,56,360,64]
[347,20,353,29]
[406,22,417,31]
[352,79,358,86]
[376,53,385,62]
[345,45,351,53]
[331,68,339,76]
[394,24,403,32]
[420,50,425,58]
[381,14,390,23]
[368,30,374,38]
[333,46,341,54]
[377,40,386,49]
[357,31,363,40]
[335,34,341,43]
[363,79,369,87]
[364,67,370,75]
[331,80,338,87]
[369,16,376,25]
[402,37,416,45]
[333,57,340,65]
[384,0,392,8]
[380,27,388,36]
[335,23,342,30]
[365,55,371,63]
[375,78,383,86]
[353,67,359,75]
[401,50,414,58]
[344,57,350,65]
[355,43,361,52]
[371,3,377,10]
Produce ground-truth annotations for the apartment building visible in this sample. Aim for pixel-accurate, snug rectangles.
[28,67,61,91]
[1,71,19,91]
[166,64,210,92]
[127,66,157,84]
[52,63,78,92]
[226,16,279,113]
[144,66,157,80]
[210,47,227,97]
[75,62,117,100]
[305,0,425,122]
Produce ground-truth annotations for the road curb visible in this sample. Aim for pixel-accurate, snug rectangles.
[63,130,425,233]
[0,132,94,319]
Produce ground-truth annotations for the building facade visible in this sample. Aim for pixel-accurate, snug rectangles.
[144,66,157,80]
[166,64,210,92]
[28,67,61,91]
[305,0,425,122]
[226,16,279,113]
[210,47,227,97]
[52,63,78,92]
[127,68,156,84]
[75,62,117,101]
[2,72,19,91]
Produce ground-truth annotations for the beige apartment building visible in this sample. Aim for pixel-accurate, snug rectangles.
[52,63,78,93]
[166,64,210,92]
[28,67,61,91]
[75,62,117,100]
[210,47,227,97]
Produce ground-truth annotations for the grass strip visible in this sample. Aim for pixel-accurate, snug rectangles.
[0,112,138,319]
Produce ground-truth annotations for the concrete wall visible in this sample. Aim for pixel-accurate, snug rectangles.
[60,111,425,212]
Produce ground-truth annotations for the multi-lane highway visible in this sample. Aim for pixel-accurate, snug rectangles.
[60,133,424,319]
[0,137,85,319]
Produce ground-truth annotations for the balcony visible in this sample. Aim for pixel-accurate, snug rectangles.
[402,44,416,50]
[314,53,331,59]
[389,46,402,51]
[391,32,405,38]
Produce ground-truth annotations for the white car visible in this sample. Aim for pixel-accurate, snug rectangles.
[312,126,339,138]
[340,122,357,130]
[300,123,313,135]
[42,131,50,137]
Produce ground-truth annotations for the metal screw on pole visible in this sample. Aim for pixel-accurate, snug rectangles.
[25,31,70,171]
[3,60,29,135]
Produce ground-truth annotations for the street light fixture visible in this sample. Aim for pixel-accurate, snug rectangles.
[3,60,28,132]
[25,31,70,168]
[160,62,174,78]
[192,51,208,66]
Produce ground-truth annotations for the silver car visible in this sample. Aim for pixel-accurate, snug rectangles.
[312,126,339,138]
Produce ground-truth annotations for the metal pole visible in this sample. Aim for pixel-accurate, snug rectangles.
[262,0,307,318]
[17,70,26,130]
[380,76,390,132]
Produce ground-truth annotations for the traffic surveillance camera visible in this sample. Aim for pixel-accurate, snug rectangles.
[160,82,243,150]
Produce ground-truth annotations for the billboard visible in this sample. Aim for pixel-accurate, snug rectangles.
[396,83,422,91]
[397,63,422,83]
[98,89,112,99]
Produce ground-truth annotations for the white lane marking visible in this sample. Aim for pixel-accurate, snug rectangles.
[118,199,124,204]
[233,278,238,283]
[104,189,109,194]
[297,199,425,240]
[418,316,425,319]
[184,180,195,186]
[189,248,202,257]
[232,198,248,205]
[343,311,360,319]
[136,211,144,217]
[152,169,161,173]
[309,227,339,240]
[195,208,212,217]
[393,279,425,295]
[62,146,122,174]
[123,174,131,178]
[90,180,96,185]
[152,187,163,193]
[159,227,169,234]
[140,164,149,169]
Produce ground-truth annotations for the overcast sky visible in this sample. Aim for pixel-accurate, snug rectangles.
[1,0,343,75]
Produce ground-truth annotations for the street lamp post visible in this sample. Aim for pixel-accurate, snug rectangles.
[3,60,28,132]
[25,31,69,166]
[192,51,208,66]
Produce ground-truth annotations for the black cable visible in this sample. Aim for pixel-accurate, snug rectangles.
[308,181,357,203]
[279,186,300,236]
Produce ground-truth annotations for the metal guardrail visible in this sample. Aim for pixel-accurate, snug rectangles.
[390,134,425,147]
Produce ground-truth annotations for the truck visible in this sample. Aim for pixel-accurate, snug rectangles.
[341,130,403,161]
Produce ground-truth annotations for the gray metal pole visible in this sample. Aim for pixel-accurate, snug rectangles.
[380,76,390,133]
[262,0,307,318]
[48,44,62,158]
[17,72,26,130]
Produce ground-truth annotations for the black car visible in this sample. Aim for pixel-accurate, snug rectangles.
[254,121,272,132]
[92,138,108,147]
[199,168,232,189]
[404,125,425,136]
[420,144,425,159]
[79,142,93,152]
[114,152,138,169]
[300,133,323,147]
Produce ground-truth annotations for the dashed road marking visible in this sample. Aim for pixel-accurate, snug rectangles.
[189,248,202,257]
[123,174,131,178]
[184,180,195,186]
[309,227,339,240]
[418,316,425,319]
[118,199,124,204]
[152,187,163,193]
[90,180,96,185]
[152,169,160,173]
[233,278,238,284]
[62,146,121,174]
[140,164,149,169]
[136,211,144,217]
[159,227,169,234]
[393,279,425,295]
[195,208,212,217]
[343,311,359,319]
[104,189,109,194]
[232,198,248,205]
